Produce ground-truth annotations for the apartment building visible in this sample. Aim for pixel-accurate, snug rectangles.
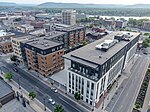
[64,31,140,106]
[24,37,64,77]
[56,26,86,49]
[17,24,34,33]
[0,40,13,54]
[115,20,127,28]
[62,10,76,25]
[0,30,15,54]
[143,21,150,31]
[11,35,36,63]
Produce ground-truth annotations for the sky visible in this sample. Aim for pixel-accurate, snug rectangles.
[0,0,150,5]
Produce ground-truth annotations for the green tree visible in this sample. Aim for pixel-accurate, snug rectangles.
[142,38,150,48]
[10,55,17,62]
[135,103,141,109]
[74,92,81,101]
[54,105,64,112]
[5,72,13,81]
[28,92,36,100]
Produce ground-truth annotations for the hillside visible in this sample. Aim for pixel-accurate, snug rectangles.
[0,2,17,6]
[38,2,150,8]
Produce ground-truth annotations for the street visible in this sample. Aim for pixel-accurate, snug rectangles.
[0,58,87,112]
[105,55,150,112]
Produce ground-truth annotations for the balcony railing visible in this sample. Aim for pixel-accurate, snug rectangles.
[68,68,98,81]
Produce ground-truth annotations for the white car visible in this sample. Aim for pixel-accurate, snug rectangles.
[54,89,58,93]
[49,98,53,102]
[51,100,55,105]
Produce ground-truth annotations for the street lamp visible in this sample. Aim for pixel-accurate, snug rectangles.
[43,98,46,111]
[18,77,21,89]
[0,67,2,74]
[116,79,118,88]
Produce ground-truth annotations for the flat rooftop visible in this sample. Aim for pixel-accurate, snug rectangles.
[0,30,15,37]
[44,31,66,39]
[12,35,36,42]
[26,38,62,50]
[0,79,14,99]
[64,31,140,67]
[57,25,85,32]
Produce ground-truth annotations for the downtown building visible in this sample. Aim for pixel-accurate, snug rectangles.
[62,10,76,25]
[56,26,86,50]
[64,31,140,106]
[23,31,66,77]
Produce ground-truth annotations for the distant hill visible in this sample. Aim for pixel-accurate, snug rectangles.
[0,2,17,6]
[126,4,150,8]
[38,2,125,8]
[38,2,150,8]
[0,2,35,7]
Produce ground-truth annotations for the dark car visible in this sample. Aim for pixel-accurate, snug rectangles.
[13,68,18,72]
[13,63,17,66]
[143,51,148,55]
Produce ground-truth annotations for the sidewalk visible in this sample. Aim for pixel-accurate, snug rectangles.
[0,73,51,112]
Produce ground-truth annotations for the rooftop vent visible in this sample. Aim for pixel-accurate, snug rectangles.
[96,39,118,51]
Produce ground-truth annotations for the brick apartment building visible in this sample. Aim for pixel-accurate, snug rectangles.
[24,36,64,77]
[56,26,86,49]
[0,40,13,53]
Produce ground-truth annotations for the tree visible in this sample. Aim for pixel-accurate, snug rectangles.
[10,55,17,62]
[54,105,64,112]
[28,92,36,100]
[142,38,150,48]
[5,72,13,81]
[74,92,81,101]
[135,103,141,109]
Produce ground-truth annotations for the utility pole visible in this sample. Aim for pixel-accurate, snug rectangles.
[18,77,21,89]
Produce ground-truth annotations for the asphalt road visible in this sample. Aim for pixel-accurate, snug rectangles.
[0,59,87,112]
[106,56,150,112]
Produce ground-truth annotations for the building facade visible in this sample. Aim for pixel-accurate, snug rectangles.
[56,26,86,50]
[0,41,13,54]
[143,21,150,31]
[17,24,34,33]
[115,20,127,28]
[62,10,76,25]
[24,38,64,77]
[64,31,140,106]
[11,35,36,63]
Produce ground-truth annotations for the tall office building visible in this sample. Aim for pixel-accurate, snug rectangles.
[64,31,140,106]
[62,10,76,25]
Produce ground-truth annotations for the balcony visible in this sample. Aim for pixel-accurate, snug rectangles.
[68,68,99,81]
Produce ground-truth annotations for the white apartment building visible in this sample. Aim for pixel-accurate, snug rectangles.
[64,31,140,106]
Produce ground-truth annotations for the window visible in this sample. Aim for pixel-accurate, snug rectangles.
[72,91,74,94]
[87,81,90,88]
[69,89,71,93]
[90,101,93,105]
[72,74,74,80]
[91,83,94,90]
[86,99,88,103]
[52,48,55,52]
